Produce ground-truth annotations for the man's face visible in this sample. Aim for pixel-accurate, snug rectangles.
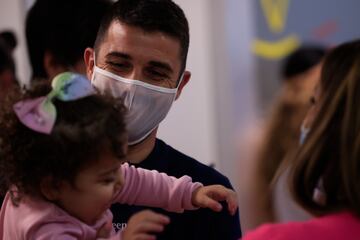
[87,21,185,89]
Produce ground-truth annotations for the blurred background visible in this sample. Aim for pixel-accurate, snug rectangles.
[1,0,360,213]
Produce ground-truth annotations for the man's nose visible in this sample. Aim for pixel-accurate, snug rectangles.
[126,68,143,81]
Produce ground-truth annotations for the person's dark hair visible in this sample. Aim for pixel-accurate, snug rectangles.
[282,45,327,80]
[0,31,17,52]
[26,0,112,80]
[0,83,127,201]
[0,41,15,74]
[0,40,15,74]
[94,0,189,75]
[291,39,360,217]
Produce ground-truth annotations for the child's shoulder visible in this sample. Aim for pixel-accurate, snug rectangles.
[1,192,84,238]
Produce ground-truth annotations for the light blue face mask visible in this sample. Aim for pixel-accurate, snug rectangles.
[299,123,310,145]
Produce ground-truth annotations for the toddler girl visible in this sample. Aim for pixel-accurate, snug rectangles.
[0,72,237,240]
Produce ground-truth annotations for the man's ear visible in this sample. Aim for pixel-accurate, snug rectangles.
[40,177,60,201]
[175,70,191,100]
[84,47,95,81]
[43,51,67,79]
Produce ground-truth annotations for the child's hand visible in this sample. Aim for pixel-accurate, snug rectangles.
[192,185,238,215]
[122,210,170,240]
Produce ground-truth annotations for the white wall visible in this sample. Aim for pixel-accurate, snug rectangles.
[157,0,219,167]
[210,0,258,188]
[0,0,30,86]
[158,1,258,190]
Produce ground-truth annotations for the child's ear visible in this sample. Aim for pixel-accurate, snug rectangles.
[40,176,60,201]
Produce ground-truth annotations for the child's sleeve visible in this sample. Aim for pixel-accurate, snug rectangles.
[112,163,203,213]
[32,223,85,240]
[33,226,123,240]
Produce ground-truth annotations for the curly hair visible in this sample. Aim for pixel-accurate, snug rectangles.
[0,81,127,201]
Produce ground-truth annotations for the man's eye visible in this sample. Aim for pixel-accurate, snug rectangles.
[147,69,168,79]
[108,61,130,69]
[113,63,127,68]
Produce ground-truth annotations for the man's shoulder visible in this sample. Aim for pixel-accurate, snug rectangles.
[154,139,232,188]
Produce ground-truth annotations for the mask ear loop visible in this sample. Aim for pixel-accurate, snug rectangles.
[172,72,185,101]
[299,123,310,145]
[175,71,185,88]
[91,52,98,83]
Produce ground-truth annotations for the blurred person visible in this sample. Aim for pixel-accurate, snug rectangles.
[0,41,16,207]
[0,41,17,103]
[84,0,241,239]
[0,32,18,207]
[242,39,360,240]
[0,30,17,55]
[239,46,326,232]
[25,0,112,83]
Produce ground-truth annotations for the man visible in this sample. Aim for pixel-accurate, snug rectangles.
[25,0,112,82]
[84,0,242,239]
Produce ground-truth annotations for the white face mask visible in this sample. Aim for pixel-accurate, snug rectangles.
[299,123,310,145]
[91,65,183,145]
[313,178,326,205]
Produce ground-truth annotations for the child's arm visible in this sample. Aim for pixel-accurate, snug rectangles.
[113,163,238,215]
[113,163,202,212]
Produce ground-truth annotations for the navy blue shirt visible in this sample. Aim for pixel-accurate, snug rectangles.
[111,139,242,240]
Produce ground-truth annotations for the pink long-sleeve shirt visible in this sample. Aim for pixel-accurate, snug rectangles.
[242,211,360,240]
[0,163,203,240]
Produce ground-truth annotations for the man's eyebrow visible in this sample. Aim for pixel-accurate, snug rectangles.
[105,51,132,60]
[148,61,174,73]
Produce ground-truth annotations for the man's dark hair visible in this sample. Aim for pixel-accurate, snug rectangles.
[94,0,189,74]
[26,0,112,81]
[281,45,327,80]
